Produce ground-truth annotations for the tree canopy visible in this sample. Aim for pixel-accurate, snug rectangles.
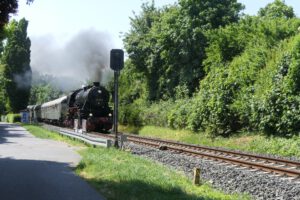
[0,0,34,115]
[124,0,244,101]
[0,0,34,40]
[258,0,295,19]
[1,18,31,112]
[119,0,300,137]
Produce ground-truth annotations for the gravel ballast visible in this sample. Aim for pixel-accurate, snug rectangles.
[125,142,300,200]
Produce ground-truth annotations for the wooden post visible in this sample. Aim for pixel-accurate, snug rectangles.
[193,168,201,185]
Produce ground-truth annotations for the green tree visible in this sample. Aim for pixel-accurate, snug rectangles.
[29,84,62,105]
[179,0,244,30]
[258,0,295,19]
[0,65,7,114]
[0,0,33,40]
[124,0,244,101]
[119,0,300,137]
[187,16,300,136]
[149,5,207,99]
[123,2,161,100]
[2,18,31,112]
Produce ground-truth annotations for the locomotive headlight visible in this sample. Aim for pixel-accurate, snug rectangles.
[108,113,112,117]
[98,90,102,94]
[89,113,93,117]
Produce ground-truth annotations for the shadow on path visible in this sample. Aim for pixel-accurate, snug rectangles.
[0,124,27,144]
[0,157,105,200]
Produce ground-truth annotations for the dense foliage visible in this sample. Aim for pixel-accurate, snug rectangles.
[119,0,300,137]
[0,1,34,115]
[1,18,32,113]
[124,0,244,100]
[0,0,33,40]
[258,0,295,19]
[29,72,65,105]
[0,0,18,39]
[5,113,21,123]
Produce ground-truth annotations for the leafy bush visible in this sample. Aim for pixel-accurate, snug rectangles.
[6,113,21,123]
[119,102,143,126]
[167,98,192,129]
[251,34,300,136]
[141,100,175,127]
[184,17,300,136]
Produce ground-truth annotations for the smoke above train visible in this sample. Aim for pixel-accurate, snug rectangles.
[30,29,115,86]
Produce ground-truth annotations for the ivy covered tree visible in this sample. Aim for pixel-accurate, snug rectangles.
[2,18,31,112]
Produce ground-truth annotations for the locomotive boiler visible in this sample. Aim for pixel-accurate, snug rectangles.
[66,82,113,131]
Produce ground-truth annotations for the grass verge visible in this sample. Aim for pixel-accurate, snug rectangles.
[22,124,85,147]
[76,147,248,200]
[22,124,249,200]
[119,125,300,158]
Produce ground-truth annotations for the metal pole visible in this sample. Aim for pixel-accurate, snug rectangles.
[113,70,119,148]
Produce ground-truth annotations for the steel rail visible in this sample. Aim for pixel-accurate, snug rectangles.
[129,137,300,178]
[126,134,300,168]
[54,128,300,178]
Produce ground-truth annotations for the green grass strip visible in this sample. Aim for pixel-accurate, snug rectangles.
[22,124,85,146]
[76,147,248,200]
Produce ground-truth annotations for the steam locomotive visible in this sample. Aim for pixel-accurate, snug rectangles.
[27,82,113,132]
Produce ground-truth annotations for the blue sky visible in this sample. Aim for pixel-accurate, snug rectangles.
[14,0,300,49]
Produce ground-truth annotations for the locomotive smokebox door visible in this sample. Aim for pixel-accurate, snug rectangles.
[110,49,124,71]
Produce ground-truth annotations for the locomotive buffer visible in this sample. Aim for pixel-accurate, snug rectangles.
[110,49,124,148]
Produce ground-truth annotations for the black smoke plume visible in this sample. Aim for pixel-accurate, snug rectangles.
[30,29,114,90]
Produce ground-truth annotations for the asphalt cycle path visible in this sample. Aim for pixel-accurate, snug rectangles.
[0,122,106,200]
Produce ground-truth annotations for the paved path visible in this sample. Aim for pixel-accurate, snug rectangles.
[0,123,106,200]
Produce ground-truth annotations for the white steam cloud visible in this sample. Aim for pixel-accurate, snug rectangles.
[14,70,32,89]
[30,29,114,85]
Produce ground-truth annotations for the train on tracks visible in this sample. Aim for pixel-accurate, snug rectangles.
[27,82,113,132]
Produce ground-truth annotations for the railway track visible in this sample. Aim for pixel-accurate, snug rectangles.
[90,132,300,180]
[41,124,300,180]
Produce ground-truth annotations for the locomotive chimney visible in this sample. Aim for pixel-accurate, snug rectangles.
[93,82,100,87]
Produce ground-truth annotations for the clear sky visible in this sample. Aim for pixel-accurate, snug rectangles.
[14,0,300,49]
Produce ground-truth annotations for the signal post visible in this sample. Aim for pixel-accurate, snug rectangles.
[110,49,124,148]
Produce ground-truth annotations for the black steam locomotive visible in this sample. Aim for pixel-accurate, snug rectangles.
[28,82,113,132]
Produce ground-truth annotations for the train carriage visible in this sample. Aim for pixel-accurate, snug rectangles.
[33,105,42,122]
[41,96,68,123]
